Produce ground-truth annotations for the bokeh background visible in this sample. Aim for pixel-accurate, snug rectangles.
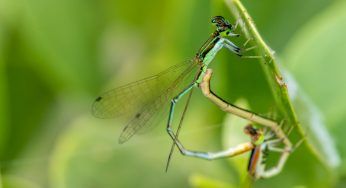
[1,0,346,187]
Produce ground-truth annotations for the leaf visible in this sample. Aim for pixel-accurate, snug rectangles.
[283,0,346,172]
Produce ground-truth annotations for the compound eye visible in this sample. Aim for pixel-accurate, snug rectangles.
[211,16,224,23]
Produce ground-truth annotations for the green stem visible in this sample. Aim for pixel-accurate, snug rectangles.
[225,0,333,171]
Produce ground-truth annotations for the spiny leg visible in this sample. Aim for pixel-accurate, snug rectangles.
[257,130,307,178]
[266,138,284,146]
[285,125,295,137]
[165,89,194,172]
[268,146,287,153]
[222,38,242,56]
[270,120,305,152]
[259,148,290,178]
[243,38,252,47]
[291,133,306,152]
[226,18,241,37]
[266,120,285,140]
[232,17,246,33]
[242,38,259,54]
[241,55,263,59]
[221,37,260,59]
[240,38,263,59]
[262,142,295,177]
[233,18,240,31]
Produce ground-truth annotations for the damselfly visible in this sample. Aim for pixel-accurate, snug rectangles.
[92,16,262,170]
[92,16,250,141]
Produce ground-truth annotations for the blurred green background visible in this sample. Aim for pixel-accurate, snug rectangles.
[1,0,346,187]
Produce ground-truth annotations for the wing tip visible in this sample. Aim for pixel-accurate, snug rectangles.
[118,137,127,144]
[95,96,103,102]
[118,128,134,144]
[91,96,108,118]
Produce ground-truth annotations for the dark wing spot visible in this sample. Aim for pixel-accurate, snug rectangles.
[135,113,141,118]
[95,96,102,102]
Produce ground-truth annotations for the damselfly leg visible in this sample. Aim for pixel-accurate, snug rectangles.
[247,120,306,179]
[249,135,305,179]
[167,124,261,160]
[165,88,194,172]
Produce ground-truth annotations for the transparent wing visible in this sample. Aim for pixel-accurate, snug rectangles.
[92,59,201,143]
[92,60,195,118]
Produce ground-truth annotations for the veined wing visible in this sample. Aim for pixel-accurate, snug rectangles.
[92,60,195,118]
[92,59,201,143]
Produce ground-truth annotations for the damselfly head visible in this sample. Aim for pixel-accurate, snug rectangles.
[244,124,258,136]
[211,16,232,33]
[244,124,264,145]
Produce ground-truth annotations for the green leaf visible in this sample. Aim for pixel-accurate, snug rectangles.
[283,0,346,173]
